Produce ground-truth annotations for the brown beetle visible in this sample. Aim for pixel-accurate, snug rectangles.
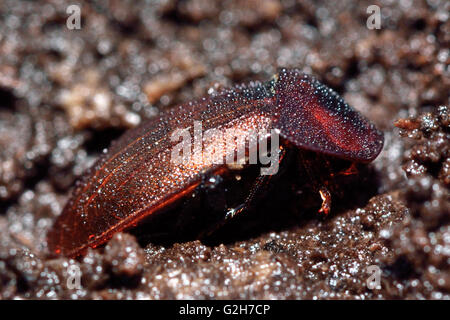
[47,68,384,257]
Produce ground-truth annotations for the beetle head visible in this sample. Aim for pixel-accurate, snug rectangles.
[273,68,384,162]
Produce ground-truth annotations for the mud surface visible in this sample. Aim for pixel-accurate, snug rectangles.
[0,0,448,299]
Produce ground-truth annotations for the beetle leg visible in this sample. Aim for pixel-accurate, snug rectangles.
[200,146,287,238]
[198,173,271,240]
[318,186,331,215]
[225,145,288,221]
[199,173,227,213]
[225,174,270,220]
[298,152,335,215]
[330,162,358,177]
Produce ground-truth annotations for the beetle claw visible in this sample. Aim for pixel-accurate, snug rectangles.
[318,187,331,215]
[225,204,245,220]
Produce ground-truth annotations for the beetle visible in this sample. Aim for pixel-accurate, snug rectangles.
[47,68,384,257]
